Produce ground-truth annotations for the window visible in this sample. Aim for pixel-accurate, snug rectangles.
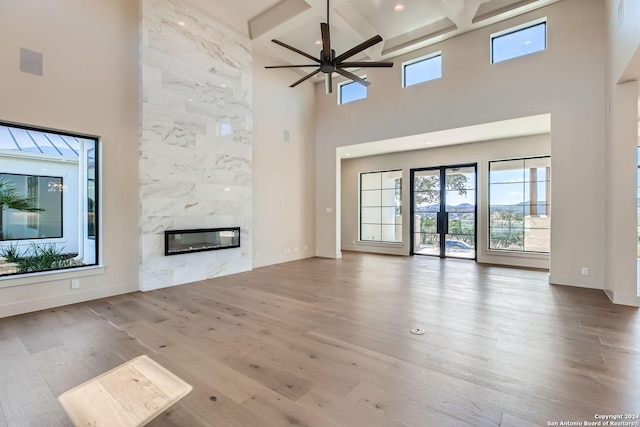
[360,170,402,243]
[0,173,63,239]
[402,52,442,87]
[491,20,546,63]
[338,77,367,104]
[489,156,550,253]
[0,122,99,276]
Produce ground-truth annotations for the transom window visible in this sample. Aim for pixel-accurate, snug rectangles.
[489,156,551,253]
[0,123,99,277]
[338,77,367,105]
[402,52,442,87]
[491,19,547,63]
[360,170,402,243]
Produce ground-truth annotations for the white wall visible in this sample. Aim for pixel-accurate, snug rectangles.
[252,53,316,267]
[607,0,640,82]
[0,0,139,317]
[316,0,607,292]
[341,135,551,269]
[605,0,640,306]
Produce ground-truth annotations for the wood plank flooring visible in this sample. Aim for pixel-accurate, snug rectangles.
[0,252,638,426]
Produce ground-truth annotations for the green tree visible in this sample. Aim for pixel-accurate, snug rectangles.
[415,172,469,242]
[414,173,469,205]
[489,209,524,249]
[0,180,43,241]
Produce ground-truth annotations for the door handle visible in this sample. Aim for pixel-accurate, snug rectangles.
[436,212,442,234]
[443,212,449,234]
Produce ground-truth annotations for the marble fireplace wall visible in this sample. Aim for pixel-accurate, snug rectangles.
[140,0,252,291]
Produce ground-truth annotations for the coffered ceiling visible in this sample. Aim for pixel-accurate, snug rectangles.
[186,0,561,67]
[180,0,559,154]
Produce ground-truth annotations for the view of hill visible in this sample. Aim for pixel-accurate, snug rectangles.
[415,202,547,215]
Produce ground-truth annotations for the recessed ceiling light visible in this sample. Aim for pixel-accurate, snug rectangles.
[525,40,532,45]
[222,84,227,88]
[426,141,433,145]
[315,39,322,46]
[394,3,405,12]
[188,98,193,102]
[345,153,351,156]
[178,21,186,27]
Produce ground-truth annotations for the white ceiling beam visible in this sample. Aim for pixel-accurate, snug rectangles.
[382,17,457,57]
[438,0,481,29]
[473,0,539,23]
[249,0,311,39]
[252,10,321,49]
[332,3,383,60]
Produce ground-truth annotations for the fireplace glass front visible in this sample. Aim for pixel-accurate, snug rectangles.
[164,227,240,255]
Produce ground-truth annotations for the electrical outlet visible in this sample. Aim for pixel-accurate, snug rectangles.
[294,247,298,253]
[256,252,260,259]
[304,245,307,251]
[581,267,588,276]
[70,279,80,289]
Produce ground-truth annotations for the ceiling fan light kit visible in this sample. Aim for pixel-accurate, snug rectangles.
[265,0,393,94]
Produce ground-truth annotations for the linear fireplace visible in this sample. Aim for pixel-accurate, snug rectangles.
[164,227,240,256]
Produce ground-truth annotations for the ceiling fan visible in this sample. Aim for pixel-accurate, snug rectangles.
[265,0,393,94]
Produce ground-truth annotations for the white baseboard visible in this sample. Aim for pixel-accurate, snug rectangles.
[253,251,316,268]
[548,274,604,290]
[0,282,138,318]
[549,275,639,307]
[315,250,342,259]
[341,244,406,256]
[604,289,640,307]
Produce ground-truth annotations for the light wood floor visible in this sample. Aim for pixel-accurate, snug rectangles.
[0,252,639,426]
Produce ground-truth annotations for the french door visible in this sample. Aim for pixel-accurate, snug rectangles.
[410,164,477,259]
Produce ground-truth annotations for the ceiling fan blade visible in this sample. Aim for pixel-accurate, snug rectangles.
[290,69,321,88]
[272,39,320,63]
[321,23,331,60]
[265,64,319,68]
[325,72,333,94]
[338,61,394,68]
[335,68,370,87]
[334,35,383,63]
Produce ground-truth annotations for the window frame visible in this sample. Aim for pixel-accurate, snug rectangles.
[338,75,367,105]
[401,51,442,88]
[27,175,39,230]
[0,121,100,278]
[87,147,96,240]
[359,169,403,244]
[490,18,547,64]
[488,155,551,254]
[636,146,639,249]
